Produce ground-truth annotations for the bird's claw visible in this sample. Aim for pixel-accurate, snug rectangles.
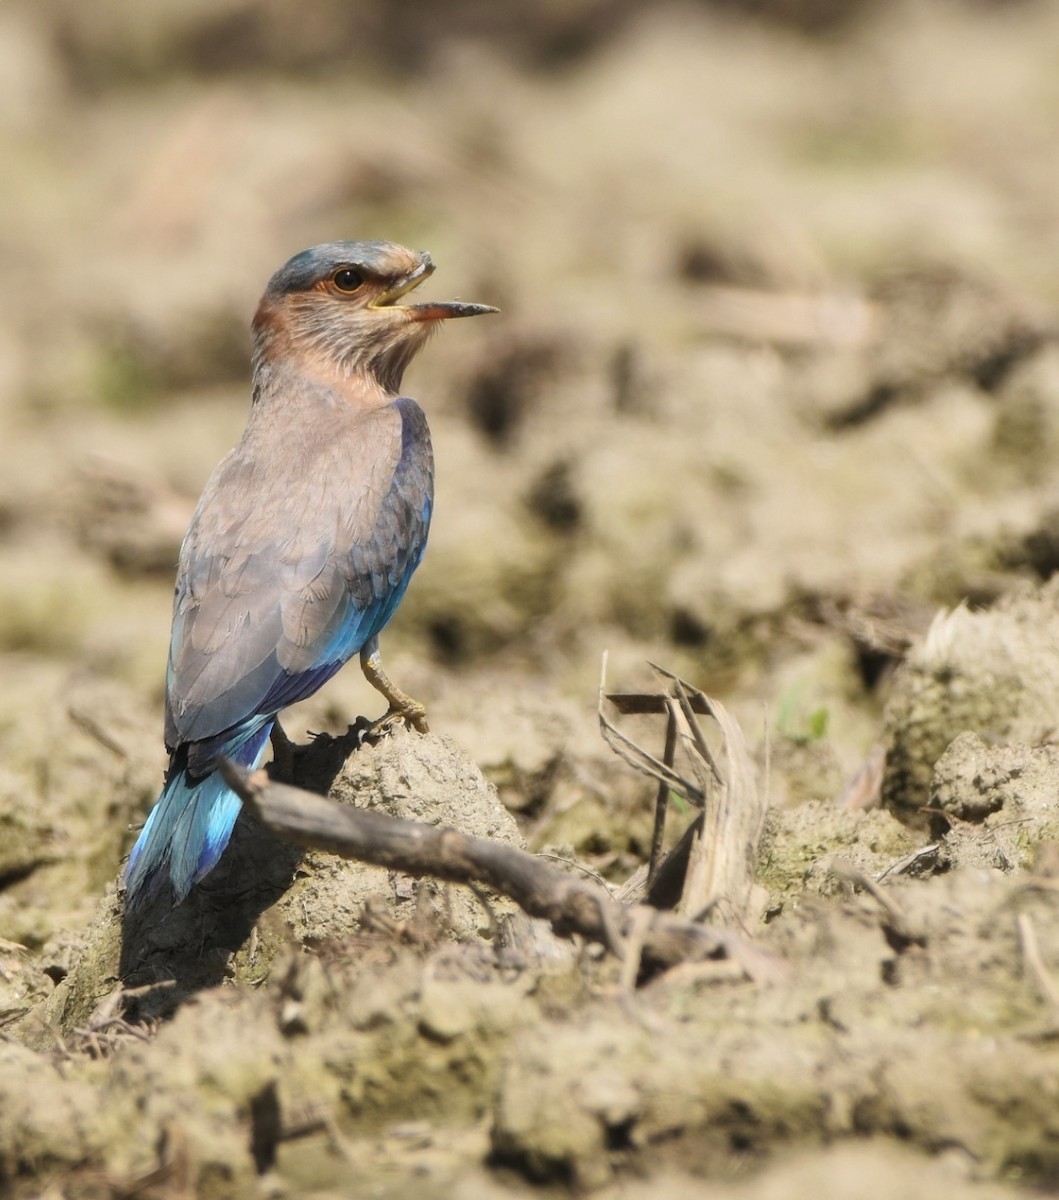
[400,700,429,734]
[369,701,429,738]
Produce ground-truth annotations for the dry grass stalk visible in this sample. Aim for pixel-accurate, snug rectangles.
[1017,912,1059,1010]
[600,662,767,928]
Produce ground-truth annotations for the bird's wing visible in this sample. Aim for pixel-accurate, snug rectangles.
[164,397,433,763]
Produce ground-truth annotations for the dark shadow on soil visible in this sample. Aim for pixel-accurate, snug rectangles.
[117,724,367,1022]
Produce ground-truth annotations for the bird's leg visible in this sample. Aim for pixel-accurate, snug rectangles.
[269,719,295,781]
[360,637,429,733]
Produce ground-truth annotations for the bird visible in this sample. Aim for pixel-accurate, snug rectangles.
[123,240,497,909]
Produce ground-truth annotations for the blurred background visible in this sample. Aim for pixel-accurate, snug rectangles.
[4,0,1059,938]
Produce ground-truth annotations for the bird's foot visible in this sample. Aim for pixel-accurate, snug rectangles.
[368,695,429,738]
[361,642,430,735]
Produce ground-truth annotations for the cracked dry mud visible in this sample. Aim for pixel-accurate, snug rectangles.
[6,714,1059,1197]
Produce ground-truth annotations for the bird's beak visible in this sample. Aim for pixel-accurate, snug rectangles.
[372,257,498,322]
[405,299,500,321]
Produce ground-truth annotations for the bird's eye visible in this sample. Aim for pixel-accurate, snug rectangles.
[332,268,365,293]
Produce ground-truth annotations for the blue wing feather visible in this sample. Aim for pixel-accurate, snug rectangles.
[125,720,273,903]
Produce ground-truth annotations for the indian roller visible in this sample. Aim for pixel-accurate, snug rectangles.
[124,241,497,908]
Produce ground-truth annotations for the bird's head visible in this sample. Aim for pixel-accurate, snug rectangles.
[252,240,497,393]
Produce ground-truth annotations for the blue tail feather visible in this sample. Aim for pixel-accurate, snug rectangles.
[125,722,273,908]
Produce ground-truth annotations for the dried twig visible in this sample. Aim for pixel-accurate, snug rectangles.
[876,844,939,882]
[597,655,706,805]
[648,711,678,884]
[68,707,128,759]
[1017,913,1059,1010]
[649,664,724,787]
[831,858,920,942]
